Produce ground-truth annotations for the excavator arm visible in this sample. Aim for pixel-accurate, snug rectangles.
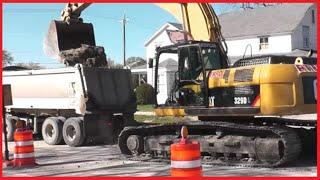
[60,3,92,24]
[59,3,224,42]
[45,3,227,58]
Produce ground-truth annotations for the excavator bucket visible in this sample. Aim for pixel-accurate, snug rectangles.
[43,20,96,60]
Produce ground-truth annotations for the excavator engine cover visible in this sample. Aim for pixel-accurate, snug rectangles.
[43,20,96,60]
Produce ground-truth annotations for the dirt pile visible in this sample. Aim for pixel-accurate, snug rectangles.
[59,44,108,67]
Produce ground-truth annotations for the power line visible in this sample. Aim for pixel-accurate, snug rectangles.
[4,10,59,15]
[86,14,158,32]
[128,22,158,32]
[4,10,160,32]
[128,17,159,31]
[86,14,120,21]
[15,63,62,65]
[4,8,61,11]
[4,51,34,54]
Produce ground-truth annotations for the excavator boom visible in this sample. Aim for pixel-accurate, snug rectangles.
[60,3,92,23]
[44,3,227,59]
[155,3,224,42]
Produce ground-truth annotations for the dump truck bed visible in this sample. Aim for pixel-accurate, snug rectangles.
[3,65,136,115]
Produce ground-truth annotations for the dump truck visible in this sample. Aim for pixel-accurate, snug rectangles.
[3,65,137,146]
[3,7,136,147]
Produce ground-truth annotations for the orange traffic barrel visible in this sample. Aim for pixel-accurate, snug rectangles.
[13,130,36,167]
[170,126,202,177]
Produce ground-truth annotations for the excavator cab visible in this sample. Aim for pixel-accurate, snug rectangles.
[43,20,96,60]
[154,41,228,111]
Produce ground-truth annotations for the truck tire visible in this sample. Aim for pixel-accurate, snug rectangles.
[5,116,18,141]
[62,118,85,147]
[57,116,66,123]
[42,117,63,145]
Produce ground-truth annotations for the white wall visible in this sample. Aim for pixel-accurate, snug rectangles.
[292,5,317,50]
[156,68,168,104]
[226,35,292,57]
[145,24,181,104]
[146,24,179,86]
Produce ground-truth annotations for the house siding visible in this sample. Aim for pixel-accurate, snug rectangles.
[226,34,292,57]
[146,24,179,86]
[292,5,317,50]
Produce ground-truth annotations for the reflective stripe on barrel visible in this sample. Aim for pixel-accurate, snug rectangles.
[170,141,202,177]
[171,159,201,168]
[14,152,35,159]
[15,140,34,146]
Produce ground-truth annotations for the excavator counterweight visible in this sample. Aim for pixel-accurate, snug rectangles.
[43,20,96,60]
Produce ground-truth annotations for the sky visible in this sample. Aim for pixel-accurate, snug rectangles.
[3,3,235,68]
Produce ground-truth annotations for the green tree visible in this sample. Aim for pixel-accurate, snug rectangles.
[108,58,124,69]
[15,62,43,70]
[135,83,155,105]
[126,57,146,68]
[2,50,14,67]
[216,3,281,14]
[238,3,281,10]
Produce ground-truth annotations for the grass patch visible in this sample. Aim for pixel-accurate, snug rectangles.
[137,104,154,112]
[134,115,184,125]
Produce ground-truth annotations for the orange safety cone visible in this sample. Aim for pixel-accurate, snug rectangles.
[170,126,202,177]
[13,129,36,167]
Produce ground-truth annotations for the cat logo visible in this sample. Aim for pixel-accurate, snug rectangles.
[295,64,317,73]
[209,70,224,78]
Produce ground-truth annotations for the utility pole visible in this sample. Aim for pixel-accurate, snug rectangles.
[121,12,128,67]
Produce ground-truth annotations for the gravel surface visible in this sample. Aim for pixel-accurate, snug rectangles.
[2,140,316,177]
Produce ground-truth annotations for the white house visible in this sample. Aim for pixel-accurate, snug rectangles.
[144,22,185,104]
[144,3,317,104]
[219,3,317,61]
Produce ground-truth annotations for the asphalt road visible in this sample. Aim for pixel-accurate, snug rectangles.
[2,140,317,177]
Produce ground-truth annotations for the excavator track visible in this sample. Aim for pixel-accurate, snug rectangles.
[118,121,302,167]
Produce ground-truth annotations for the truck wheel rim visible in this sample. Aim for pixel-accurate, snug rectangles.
[66,126,76,141]
[45,124,54,138]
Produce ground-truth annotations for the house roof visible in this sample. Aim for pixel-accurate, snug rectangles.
[219,3,314,39]
[144,22,183,47]
[168,22,183,30]
[159,58,178,68]
[145,4,314,45]
[131,64,147,70]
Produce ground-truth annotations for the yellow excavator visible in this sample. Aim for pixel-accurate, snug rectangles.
[45,3,317,167]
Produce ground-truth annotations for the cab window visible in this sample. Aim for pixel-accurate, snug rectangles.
[201,47,222,70]
[179,46,201,80]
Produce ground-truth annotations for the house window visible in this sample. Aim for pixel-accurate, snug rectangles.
[259,37,269,50]
[312,10,315,24]
[302,26,310,49]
